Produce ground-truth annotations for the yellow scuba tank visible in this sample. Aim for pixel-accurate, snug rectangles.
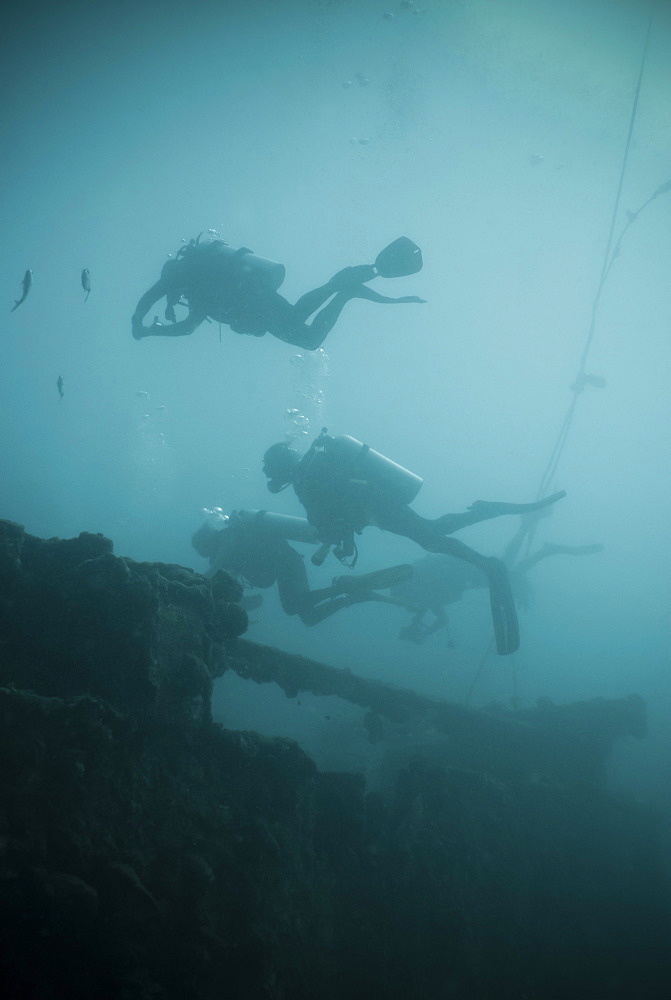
[325,435,423,505]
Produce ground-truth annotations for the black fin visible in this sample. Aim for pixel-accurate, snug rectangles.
[488,565,520,655]
[374,237,423,278]
[334,563,414,595]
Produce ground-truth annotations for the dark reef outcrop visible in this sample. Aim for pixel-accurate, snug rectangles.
[0,519,669,999]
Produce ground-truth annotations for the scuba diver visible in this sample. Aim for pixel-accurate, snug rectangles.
[385,538,604,645]
[191,507,413,627]
[132,234,425,348]
[261,429,567,656]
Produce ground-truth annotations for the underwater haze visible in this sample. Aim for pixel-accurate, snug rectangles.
[2,0,670,807]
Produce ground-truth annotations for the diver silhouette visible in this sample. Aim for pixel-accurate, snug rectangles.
[261,430,567,656]
[192,508,413,627]
[132,235,424,348]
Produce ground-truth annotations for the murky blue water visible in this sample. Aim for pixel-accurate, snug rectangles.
[2,0,669,806]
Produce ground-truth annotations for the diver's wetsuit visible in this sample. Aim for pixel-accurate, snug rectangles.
[387,536,600,646]
[287,434,521,654]
[192,515,398,626]
[291,437,513,565]
[133,240,424,349]
[194,518,313,618]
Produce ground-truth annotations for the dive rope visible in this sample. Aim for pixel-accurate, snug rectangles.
[535,0,657,507]
[469,0,663,701]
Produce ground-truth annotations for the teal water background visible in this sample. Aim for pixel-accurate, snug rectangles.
[1,0,669,802]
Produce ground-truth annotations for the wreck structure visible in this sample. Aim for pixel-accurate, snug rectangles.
[0,520,668,999]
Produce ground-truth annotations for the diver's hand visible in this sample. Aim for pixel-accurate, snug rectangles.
[132,316,146,340]
[132,315,164,340]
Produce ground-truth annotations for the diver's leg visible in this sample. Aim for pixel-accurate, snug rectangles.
[290,253,423,322]
[290,265,379,323]
[299,288,425,347]
[331,563,414,595]
[515,542,604,576]
[433,490,566,535]
[375,505,519,655]
[298,590,399,627]
[291,285,338,322]
[275,549,314,617]
[265,291,356,350]
[464,491,566,522]
[266,277,426,350]
[272,268,377,334]
[294,292,354,349]
[300,565,413,614]
[375,506,488,566]
[272,545,404,624]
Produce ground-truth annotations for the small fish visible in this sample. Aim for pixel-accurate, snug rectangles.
[81,268,91,301]
[11,269,32,312]
[57,375,65,402]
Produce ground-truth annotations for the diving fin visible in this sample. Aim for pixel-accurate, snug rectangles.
[333,563,414,595]
[469,491,566,519]
[539,542,604,558]
[487,560,520,656]
[374,237,423,278]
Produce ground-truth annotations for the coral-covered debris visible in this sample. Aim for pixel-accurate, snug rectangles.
[0,521,669,1000]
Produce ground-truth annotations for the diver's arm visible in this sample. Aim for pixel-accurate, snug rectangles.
[132,279,167,338]
[133,303,207,339]
[266,275,425,351]
[131,268,208,339]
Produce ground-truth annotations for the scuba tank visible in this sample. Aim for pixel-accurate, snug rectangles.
[215,244,285,290]
[325,434,423,506]
[299,430,423,568]
[231,509,320,544]
[195,508,319,546]
[186,236,286,290]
